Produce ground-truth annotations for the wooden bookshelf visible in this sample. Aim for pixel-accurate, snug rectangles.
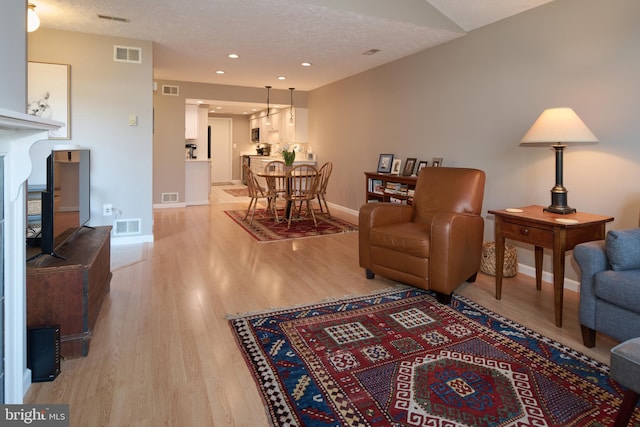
[364,172,418,205]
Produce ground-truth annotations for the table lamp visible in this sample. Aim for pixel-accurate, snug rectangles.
[520,107,598,214]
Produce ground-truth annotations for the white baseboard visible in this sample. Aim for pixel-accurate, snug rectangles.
[111,234,154,246]
[516,263,580,292]
[153,202,187,209]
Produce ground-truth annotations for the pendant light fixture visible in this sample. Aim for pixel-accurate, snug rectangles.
[28,3,41,32]
[288,88,295,125]
[265,85,272,126]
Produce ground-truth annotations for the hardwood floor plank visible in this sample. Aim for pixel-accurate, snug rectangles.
[24,189,617,425]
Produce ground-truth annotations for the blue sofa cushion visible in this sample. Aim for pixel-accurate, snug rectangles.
[605,228,640,271]
[595,269,640,315]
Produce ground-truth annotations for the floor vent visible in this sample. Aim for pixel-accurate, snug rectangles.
[114,219,141,235]
[161,192,179,203]
[114,45,142,63]
[162,85,179,96]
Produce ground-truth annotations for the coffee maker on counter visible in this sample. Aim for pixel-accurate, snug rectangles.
[185,143,197,159]
[255,144,271,156]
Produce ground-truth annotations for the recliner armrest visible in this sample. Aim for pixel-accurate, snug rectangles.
[429,212,484,295]
[574,240,608,329]
[358,202,413,230]
[358,203,414,270]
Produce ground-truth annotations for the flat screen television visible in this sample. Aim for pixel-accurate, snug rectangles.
[27,149,90,259]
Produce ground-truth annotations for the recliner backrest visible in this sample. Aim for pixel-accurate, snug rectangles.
[411,167,486,224]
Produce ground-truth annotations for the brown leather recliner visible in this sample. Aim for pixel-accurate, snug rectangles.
[359,167,486,304]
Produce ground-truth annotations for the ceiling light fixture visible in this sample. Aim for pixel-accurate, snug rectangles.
[228,53,239,59]
[215,70,224,74]
[363,49,381,56]
[265,85,272,126]
[27,3,40,32]
[288,88,295,125]
[301,62,312,67]
[278,76,286,80]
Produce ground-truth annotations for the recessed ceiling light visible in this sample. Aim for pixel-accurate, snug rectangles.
[278,76,286,80]
[301,62,312,67]
[363,49,381,56]
[228,53,239,59]
[216,70,225,75]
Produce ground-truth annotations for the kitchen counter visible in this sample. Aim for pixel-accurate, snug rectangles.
[185,160,210,205]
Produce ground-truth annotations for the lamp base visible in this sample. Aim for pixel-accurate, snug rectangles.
[544,205,576,215]
[544,185,576,215]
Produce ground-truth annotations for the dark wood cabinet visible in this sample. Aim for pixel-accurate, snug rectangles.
[26,226,112,358]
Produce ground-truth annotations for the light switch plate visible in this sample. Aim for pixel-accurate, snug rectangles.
[129,115,137,126]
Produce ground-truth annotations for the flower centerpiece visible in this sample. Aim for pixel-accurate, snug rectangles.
[280,145,296,166]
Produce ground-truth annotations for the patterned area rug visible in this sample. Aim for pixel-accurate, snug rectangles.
[224,208,357,242]
[229,287,639,426]
[223,188,249,197]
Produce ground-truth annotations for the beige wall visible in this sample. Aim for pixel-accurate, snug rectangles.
[308,0,640,280]
[28,29,154,241]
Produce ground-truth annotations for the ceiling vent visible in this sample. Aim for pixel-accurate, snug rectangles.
[161,85,179,96]
[114,45,142,63]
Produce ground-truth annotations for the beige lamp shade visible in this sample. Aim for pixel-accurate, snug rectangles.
[521,108,598,144]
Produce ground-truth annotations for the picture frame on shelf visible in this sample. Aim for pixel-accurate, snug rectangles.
[402,158,417,176]
[431,157,444,167]
[27,61,71,139]
[417,161,428,174]
[391,158,402,175]
[377,154,394,173]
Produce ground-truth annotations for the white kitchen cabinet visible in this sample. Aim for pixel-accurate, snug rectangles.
[185,104,198,140]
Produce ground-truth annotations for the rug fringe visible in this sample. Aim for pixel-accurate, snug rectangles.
[225,284,411,320]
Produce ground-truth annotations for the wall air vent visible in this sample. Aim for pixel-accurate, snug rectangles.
[161,192,179,203]
[161,85,179,96]
[114,45,142,63]
[114,218,141,235]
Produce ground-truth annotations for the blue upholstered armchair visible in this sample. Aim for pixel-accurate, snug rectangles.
[573,228,640,347]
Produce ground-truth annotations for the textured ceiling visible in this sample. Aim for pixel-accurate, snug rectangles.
[31,0,552,113]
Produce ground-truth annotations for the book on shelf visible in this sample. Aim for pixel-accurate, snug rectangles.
[384,182,408,195]
[389,196,408,204]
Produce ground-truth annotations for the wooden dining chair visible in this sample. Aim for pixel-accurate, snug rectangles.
[263,160,286,213]
[315,162,333,217]
[283,164,319,228]
[243,164,276,224]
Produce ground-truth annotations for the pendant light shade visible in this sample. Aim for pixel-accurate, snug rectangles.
[288,88,295,125]
[265,85,271,126]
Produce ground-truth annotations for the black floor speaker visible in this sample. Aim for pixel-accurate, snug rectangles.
[27,326,61,382]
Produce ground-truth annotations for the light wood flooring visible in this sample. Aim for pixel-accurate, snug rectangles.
[25,184,618,426]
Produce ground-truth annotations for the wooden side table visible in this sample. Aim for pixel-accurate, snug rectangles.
[488,206,613,327]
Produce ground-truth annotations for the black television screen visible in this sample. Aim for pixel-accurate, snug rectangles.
[29,149,90,257]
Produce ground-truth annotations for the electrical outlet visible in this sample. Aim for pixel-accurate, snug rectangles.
[103,204,113,216]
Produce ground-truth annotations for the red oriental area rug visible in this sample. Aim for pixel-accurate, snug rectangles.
[228,287,639,426]
[224,208,357,242]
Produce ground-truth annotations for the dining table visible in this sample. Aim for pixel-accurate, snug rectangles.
[258,168,318,220]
